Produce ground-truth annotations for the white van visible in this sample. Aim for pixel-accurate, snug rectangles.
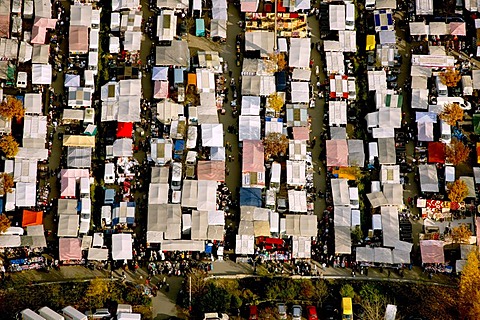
[368,142,379,165]
[62,306,87,320]
[445,166,455,183]
[79,177,90,197]
[186,126,197,149]
[462,75,473,95]
[171,162,183,191]
[104,163,115,184]
[17,71,27,89]
[117,313,141,320]
[345,2,355,30]
[440,120,451,144]
[20,309,45,320]
[116,304,133,314]
[270,162,281,191]
[38,307,64,320]
[436,76,448,96]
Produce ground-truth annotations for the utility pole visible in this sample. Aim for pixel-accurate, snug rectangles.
[189,276,192,312]
[274,0,278,51]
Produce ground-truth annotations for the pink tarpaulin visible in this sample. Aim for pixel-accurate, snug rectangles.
[450,22,466,36]
[31,18,57,44]
[59,238,82,261]
[154,81,169,99]
[197,161,225,181]
[326,139,348,167]
[293,127,309,140]
[420,240,445,264]
[60,169,89,198]
[241,0,258,12]
[242,140,264,172]
[69,26,89,53]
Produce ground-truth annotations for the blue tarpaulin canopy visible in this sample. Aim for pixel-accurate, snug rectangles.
[239,188,262,207]
[174,68,184,84]
[196,19,205,36]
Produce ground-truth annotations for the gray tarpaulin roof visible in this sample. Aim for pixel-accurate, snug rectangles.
[181,180,198,208]
[151,167,169,183]
[57,214,79,237]
[367,192,388,208]
[245,31,274,57]
[165,204,181,240]
[148,204,167,233]
[238,220,254,236]
[419,164,439,192]
[383,184,404,206]
[58,199,78,215]
[155,41,190,67]
[334,206,351,227]
[378,138,396,164]
[191,210,208,240]
[335,226,351,254]
[67,147,91,168]
[348,140,365,167]
[87,248,108,260]
[331,179,350,206]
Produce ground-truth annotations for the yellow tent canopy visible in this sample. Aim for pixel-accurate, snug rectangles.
[366,34,376,51]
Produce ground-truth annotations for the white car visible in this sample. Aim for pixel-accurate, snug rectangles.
[85,308,111,319]
[171,162,183,191]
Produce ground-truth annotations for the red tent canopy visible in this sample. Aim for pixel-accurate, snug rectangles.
[428,142,445,164]
[22,210,43,227]
[117,122,133,138]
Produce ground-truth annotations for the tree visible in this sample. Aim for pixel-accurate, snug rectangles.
[439,103,464,126]
[446,139,470,165]
[340,284,355,299]
[352,225,364,244]
[358,284,388,320]
[0,96,25,120]
[0,173,13,196]
[267,93,284,115]
[84,278,109,309]
[0,135,19,158]
[264,133,289,160]
[451,224,472,244]
[312,280,328,302]
[458,249,480,319]
[0,214,11,233]
[447,179,469,203]
[440,69,462,87]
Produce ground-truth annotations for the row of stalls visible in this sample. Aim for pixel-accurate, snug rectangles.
[319,1,413,269]
[406,3,480,273]
[234,1,319,260]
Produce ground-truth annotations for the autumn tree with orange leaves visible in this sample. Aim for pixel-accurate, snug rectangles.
[451,224,472,244]
[440,69,462,87]
[458,249,480,319]
[0,135,19,158]
[0,96,24,120]
[0,214,11,233]
[267,93,284,115]
[264,132,288,160]
[446,139,470,165]
[439,103,464,126]
[0,173,13,196]
[448,179,469,203]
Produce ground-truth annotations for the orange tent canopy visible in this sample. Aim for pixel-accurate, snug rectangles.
[22,210,43,227]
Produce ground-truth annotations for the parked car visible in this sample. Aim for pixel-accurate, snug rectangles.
[85,308,112,319]
[277,304,287,319]
[306,306,318,320]
[248,305,258,320]
[323,302,337,320]
[170,162,183,191]
[292,305,302,320]
[277,198,287,213]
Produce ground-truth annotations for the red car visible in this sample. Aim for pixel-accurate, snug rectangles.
[306,306,318,320]
[249,305,258,320]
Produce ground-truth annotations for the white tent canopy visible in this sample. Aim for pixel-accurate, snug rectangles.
[88,248,108,260]
[113,138,133,157]
[148,183,169,204]
[57,215,79,237]
[291,82,310,103]
[32,64,52,84]
[112,234,133,260]
[181,180,198,208]
[289,38,310,68]
[197,180,217,211]
[241,96,261,115]
[288,190,308,213]
[201,124,224,147]
[239,115,261,141]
